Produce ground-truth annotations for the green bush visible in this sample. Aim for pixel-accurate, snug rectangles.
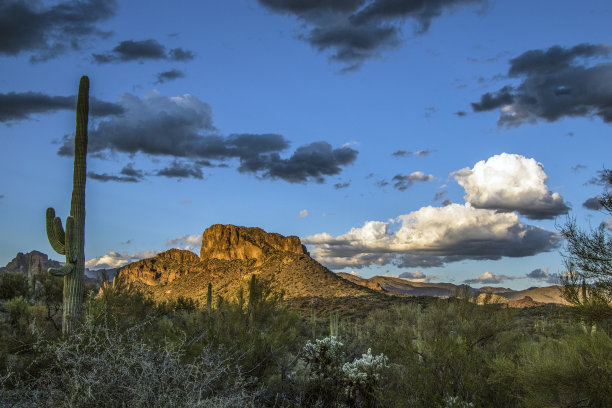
[0,273,29,300]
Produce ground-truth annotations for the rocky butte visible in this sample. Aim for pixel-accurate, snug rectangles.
[113,224,375,305]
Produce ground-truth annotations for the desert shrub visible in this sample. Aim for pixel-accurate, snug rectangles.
[0,318,260,408]
[0,273,29,300]
[517,327,612,408]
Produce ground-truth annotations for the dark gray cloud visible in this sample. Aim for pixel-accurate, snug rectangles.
[257,0,484,70]
[156,160,203,179]
[93,39,194,63]
[433,190,447,201]
[58,92,357,184]
[0,0,116,62]
[258,0,364,14]
[526,267,560,284]
[238,141,358,183]
[168,47,194,61]
[155,69,185,84]
[471,85,514,112]
[392,149,432,157]
[583,196,603,211]
[473,44,612,126]
[508,44,611,77]
[392,171,434,191]
[89,163,145,183]
[526,268,548,280]
[334,181,351,189]
[0,91,123,123]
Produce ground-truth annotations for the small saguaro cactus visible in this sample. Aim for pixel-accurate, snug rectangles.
[45,75,89,335]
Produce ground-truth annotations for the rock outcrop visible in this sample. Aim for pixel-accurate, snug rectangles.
[200,224,308,266]
[113,224,373,304]
[0,250,61,275]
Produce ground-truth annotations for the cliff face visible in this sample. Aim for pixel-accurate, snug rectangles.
[200,224,308,266]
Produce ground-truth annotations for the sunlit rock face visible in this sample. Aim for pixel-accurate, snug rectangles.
[200,224,308,266]
[117,249,199,286]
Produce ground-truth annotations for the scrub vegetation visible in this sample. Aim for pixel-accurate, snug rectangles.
[1,275,611,408]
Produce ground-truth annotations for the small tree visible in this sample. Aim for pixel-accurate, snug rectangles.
[559,170,612,320]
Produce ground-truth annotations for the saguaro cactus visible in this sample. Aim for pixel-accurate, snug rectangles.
[45,75,89,334]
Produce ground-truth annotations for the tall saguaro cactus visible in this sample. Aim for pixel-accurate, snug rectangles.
[45,75,89,334]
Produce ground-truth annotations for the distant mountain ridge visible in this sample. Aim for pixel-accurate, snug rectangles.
[337,273,567,306]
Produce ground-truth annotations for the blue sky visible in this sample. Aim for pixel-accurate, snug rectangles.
[1,0,610,289]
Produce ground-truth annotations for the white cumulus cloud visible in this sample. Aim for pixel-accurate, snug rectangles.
[166,233,202,251]
[303,203,560,270]
[452,153,569,219]
[299,209,309,218]
[86,250,158,270]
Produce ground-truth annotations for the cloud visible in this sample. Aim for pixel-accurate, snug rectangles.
[303,203,560,270]
[334,182,351,189]
[57,91,357,184]
[583,196,603,211]
[257,0,485,70]
[93,39,194,63]
[392,171,434,191]
[398,270,438,283]
[0,92,123,123]
[155,69,185,84]
[392,149,432,158]
[463,271,517,285]
[88,163,145,183]
[526,267,561,284]
[299,209,309,218]
[0,0,116,62]
[452,153,569,220]
[85,250,157,270]
[166,234,202,252]
[156,160,203,179]
[472,44,612,126]
[434,191,447,201]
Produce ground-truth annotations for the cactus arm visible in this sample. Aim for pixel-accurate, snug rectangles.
[46,208,66,254]
[49,263,75,276]
[49,216,77,276]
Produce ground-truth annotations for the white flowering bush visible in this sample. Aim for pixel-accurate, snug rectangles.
[301,336,389,406]
[442,395,475,408]
[342,348,389,403]
[302,335,345,381]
